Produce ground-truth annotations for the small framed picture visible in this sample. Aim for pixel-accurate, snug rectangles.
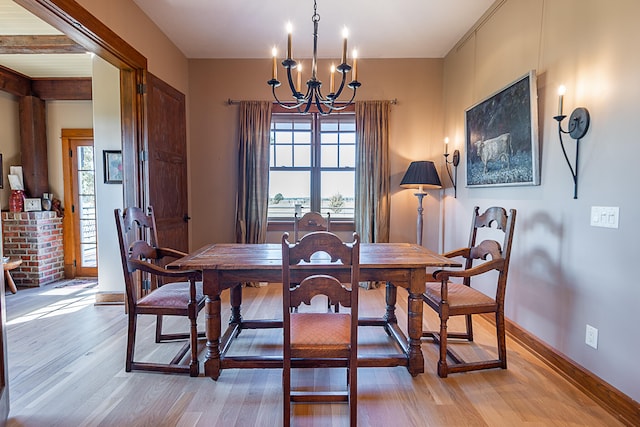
[24,198,42,212]
[103,150,123,184]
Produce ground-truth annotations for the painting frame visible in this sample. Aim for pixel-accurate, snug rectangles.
[103,150,123,184]
[465,70,540,188]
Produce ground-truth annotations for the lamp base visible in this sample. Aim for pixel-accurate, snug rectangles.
[414,192,427,246]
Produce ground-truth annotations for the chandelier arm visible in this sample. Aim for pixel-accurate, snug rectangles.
[314,85,332,105]
[272,85,306,110]
[315,94,330,115]
[332,71,348,100]
[322,87,358,111]
[299,83,312,102]
[285,64,300,100]
[301,95,314,114]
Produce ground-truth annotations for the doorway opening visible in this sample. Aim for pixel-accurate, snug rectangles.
[62,129,97,278]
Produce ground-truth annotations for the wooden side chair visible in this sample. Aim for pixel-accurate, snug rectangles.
[115,207,205,376]
[281,231,359,427]
[293,211,337,312]
[422,206,516,378]
[293,211,331,242]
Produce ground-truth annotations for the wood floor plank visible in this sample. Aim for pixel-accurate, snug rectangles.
[3,280,624,426]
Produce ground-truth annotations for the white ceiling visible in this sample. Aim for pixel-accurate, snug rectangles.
[0,0,92,78]
[0,0,495,78]
[132,0,495,59]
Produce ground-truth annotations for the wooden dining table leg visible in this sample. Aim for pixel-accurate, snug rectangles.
[384,281,397,323]
[204,294,222,380]
[407,268,426,376]
[229,284,242,324]
[203,270,222,380]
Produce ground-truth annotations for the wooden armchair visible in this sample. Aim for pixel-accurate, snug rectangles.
[422,206,516,378]
[115,207,205,376]
[282,231,359,427]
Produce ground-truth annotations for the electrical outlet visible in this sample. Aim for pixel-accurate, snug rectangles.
[585,324,598,349]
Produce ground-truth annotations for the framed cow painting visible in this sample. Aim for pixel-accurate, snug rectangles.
[465,70,540,187]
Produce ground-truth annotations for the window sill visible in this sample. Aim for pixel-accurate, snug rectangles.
[267,220,355,232]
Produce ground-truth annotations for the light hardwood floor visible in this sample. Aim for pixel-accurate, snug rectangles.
[4,280,622,427]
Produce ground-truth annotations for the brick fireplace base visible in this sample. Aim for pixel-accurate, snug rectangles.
[2,211,64,287]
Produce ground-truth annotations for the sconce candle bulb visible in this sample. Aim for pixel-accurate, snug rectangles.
[557,85,566,116]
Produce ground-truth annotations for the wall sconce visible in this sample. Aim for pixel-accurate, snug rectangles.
[400,160,442,246]
[554,85,590,199]
[443,137,460,198]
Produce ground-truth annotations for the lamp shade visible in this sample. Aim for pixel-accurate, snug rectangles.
[400,161,442,190]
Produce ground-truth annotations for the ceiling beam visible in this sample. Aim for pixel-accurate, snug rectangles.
[0,65,31,96]
[0,65,91,100]
[32,77,91,100]
[0,35,86,54]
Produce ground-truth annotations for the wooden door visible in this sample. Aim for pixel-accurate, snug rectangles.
[62,129,98,277]
[144,73,189,252]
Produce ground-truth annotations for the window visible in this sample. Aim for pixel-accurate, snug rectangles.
[268,112,355,220]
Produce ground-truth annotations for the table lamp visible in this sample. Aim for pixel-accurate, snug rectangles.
[400,160,442,245]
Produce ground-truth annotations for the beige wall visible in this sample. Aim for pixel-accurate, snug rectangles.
[443,0,639,401]
[0,95,92,211]
[0,91,20,210]
[46,100,94,204]
[92,56,125,294]
[75,0,189,94]
[187,58,445,251]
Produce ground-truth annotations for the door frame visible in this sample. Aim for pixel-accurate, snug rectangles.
[15,0,148,215]
[61,128,97,277]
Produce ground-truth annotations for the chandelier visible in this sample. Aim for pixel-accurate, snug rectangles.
[267,0,361,115]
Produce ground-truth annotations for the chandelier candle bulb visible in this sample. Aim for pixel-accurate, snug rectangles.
[286,22,293,59]
[297,64,302,92]
[444,137,449,154]
[557,85,566,116]
[272,47,278,80]
[352,50,358,81]
[342,27,348,65]
[330,64,335,93]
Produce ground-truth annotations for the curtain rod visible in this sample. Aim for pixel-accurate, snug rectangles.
[226,98,397,105]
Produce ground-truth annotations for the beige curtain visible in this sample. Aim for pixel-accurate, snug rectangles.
[235,101,272,244]
[355,100,391,246]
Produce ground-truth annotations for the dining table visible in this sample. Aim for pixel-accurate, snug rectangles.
[167,242,460,380]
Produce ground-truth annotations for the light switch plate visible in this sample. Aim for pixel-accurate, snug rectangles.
[590,206,619,229]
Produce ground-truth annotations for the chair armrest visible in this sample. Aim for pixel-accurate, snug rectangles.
[155,247,189,260]
[441,247,470,259]
[432,258,504,281]
[129,259,201,281]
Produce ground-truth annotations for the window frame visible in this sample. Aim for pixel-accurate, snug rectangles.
[267,107,356,229]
